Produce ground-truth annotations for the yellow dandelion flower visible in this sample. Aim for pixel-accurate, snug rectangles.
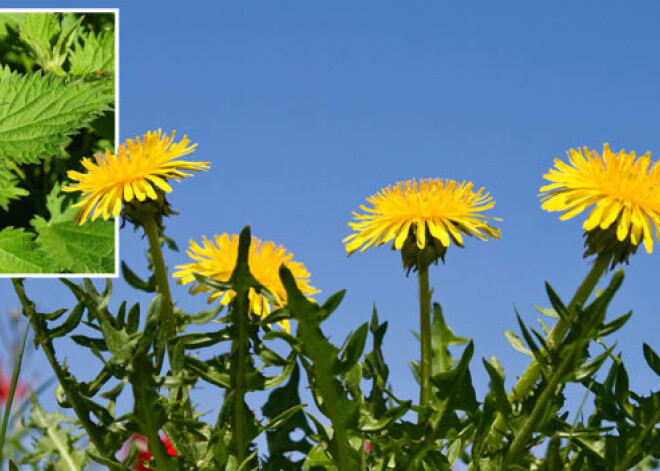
[343,178,501,255]
[62,129,209,224]
[173,234,319,332]
[540,143,660,254]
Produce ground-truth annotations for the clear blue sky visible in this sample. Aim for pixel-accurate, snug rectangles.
[3,0,660,443]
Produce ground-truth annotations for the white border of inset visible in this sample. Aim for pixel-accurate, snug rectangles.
[0,8,120,278]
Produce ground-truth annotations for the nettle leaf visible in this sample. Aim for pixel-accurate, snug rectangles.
[31,217,114,273]
[19,13,61,60]
[0,165,28,210]
[43,181,79,222]
[0,66,114,165]
[19,12,82,74]
[0,227,55,273]
[69,30,115,75]
[0,13,23,36]
[31,184,115,273]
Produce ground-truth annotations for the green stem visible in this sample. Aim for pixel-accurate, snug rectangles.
[143,217,176,353]
[232,287,249,465]
[418,264,432,413]
[0,320,29,464]
[473,254,609,465]
[143,216,194,461]
[135,392,173,471]
[509,254,609,400]
[499,348,577,469]
[11,280,113,461]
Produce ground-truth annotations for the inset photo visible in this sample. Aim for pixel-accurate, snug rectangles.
[0,10,117,276]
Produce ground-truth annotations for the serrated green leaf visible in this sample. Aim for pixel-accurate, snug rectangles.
[19,13,82,74]
[0,13,23,37]
[0,227,56,273]
[0,165,28,210]
[20,13,60,63]
[43,182,79,223]
[69,30,114,75]
[31,192,115,273]
[0,67,114,165]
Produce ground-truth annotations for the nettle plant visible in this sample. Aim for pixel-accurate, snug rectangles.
[0,12,115,274]
[2,136,660,471]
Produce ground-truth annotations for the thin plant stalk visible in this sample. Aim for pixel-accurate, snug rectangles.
[11,280,114,461]
[0,319,29,464]
[142,215,193,460]
[143,216,176,352]
[418,263,432,413]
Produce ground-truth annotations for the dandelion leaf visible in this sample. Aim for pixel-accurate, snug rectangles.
[21,401,89,471]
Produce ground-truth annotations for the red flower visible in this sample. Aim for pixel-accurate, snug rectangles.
[0,364,27,407]
[129,434,177,471]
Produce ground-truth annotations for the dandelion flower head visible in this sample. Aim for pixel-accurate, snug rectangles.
[173,234,319,332]
[344,177,501,255]
[540,143,660,254]
[62,129,209,224]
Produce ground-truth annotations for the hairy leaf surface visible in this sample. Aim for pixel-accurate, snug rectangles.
[0,227,55,273]
[0,66,113,164]
[69,30,115,74]
[0,166,28,210]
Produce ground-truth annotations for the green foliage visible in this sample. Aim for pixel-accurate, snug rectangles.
[0,228,55,274]
[0,65,113,165]
[31,184,115,273]
[6,220,660,470]
[19,13,82,75]
[0,12,115,274]
[0,167,28,211]
[21,402,89,470]
[69,30,114,75]
[0,184,114,273]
